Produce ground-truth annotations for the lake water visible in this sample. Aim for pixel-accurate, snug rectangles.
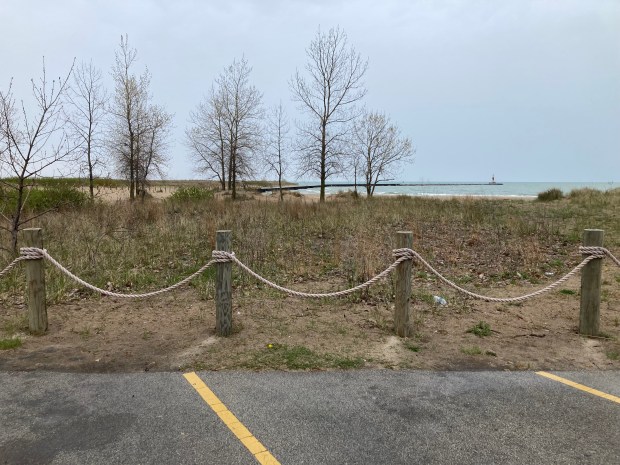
[295,182,617,198]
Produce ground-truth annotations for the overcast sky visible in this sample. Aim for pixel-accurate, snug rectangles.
[2,0,618,182]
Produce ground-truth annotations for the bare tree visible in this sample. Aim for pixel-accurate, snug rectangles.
[264,102,290,201]
[218,57,263,200]
[186,86,228,190]
[109,35,169,200]
[0,59,74,253]
[350,110,414,197]
[65,60,108,199]
[290,27,368,202]
[187,57,263,199]
[109,34,141,200]
[135,104,172,199]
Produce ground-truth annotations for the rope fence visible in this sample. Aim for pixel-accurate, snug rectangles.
[1,228,618,337]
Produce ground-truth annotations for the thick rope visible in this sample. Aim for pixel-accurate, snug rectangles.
[0,247,43,278]
[579,246,620,266]
[394,247,606,303]
[19,247,218,298]
[0,257,27,279]
[2,245,618,301]
[222,250,411,298]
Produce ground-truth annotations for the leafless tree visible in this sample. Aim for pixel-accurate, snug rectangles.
[108,35,169,200]
[264,102,290,201]
[186,86,228,190]
[350,110,414,197]
[109,34,142,200]
[290,26,368,202]
[0,59,74,253]
[187,57,263,199]
[135,104,172,199]
[219,57,263,200]
[65,60,108,199]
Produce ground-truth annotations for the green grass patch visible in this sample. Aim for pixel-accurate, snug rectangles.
[606,350,619,361]
[412,291,435,304]
[467,321,491,337]
[559,289,576,295]
[243,343,364,370]
[169,186,214,202]
[0,338,22,350]
[404,342,421,352]
[461,346,482,355]
[0,184,87,213]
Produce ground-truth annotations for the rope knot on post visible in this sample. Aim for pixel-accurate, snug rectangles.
[19,247,45,260]
[392,248,416,261]
[579,246,608,259]
[211,250,235,263]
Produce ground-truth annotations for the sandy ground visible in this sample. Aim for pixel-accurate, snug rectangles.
[85,184,534,204]
[1,263,619,373]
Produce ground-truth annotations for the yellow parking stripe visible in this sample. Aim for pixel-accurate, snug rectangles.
[183,372,282,465]
[536,371,620,404]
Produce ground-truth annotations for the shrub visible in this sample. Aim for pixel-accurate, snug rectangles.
[0,184,87,213]
[467,321,491,337]
[169,186,214,202]
[537,188,564,202]
[568,188,602,200]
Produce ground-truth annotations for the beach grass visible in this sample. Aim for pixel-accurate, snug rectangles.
[1,186,619,305]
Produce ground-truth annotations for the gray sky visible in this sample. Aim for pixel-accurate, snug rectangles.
[2,0,619,182]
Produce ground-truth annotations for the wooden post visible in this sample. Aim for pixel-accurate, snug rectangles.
[24,228,47,333]
[215,230,232,336]
[579,229,604,336]
[395,231,413,337]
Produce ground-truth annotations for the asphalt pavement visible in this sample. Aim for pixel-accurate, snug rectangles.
[1,370,619,464]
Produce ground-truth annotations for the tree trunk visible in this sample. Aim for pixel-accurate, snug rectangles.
[227,149,233,190]
[88,169,94,199]
[231,154,237,200]
[87,120,94,200]
[278,171,283,201]
[320,122,326,203]
[129,136,135,201]
[220,152,226,191]
[10,181,25,254]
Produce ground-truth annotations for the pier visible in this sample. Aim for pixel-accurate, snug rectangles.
[256,182,503,193]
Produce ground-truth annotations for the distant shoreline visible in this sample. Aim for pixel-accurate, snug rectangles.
[268,181,616,198]
[256,182,503,193]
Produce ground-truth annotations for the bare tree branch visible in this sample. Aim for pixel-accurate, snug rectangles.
[0,58,75,253]
[290,27,367,202]
[65,60,109,199]
[108,35,170,201]
[349,110,415,197]
[187,57,263,199]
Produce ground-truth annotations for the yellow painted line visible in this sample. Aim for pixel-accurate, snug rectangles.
[536,371,620,404]
[183,372,282,465]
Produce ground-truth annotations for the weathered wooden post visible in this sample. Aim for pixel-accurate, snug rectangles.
[24,228,47,333]
[215,230,232,336]
[395,231,413,337]
[579,229,604,336]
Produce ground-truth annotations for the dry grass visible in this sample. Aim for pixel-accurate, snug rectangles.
[1,187,619,307]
